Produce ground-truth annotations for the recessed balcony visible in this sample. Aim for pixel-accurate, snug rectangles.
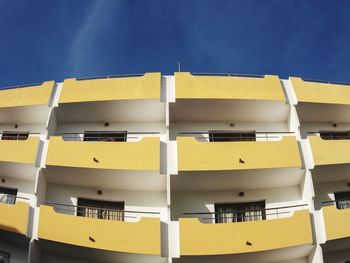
[0,134,39,164]
[45,135,160,171]
[177,135,301,171]
[323,205,350,241]
[38,204,161,255]
[59,73,161,104]
[0,200,29,236]
[175,72,285,100]
[309,135,350,166]
[291,77,350,105]
[0,81,54,108]
[179,209,312,255]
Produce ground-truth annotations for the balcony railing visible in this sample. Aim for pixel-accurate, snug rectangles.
[38,203,161,254]
[0,133,40,164]
[307,133,350,166]
[45,134,160,170]
[177,131,294,142]
[60,72,161,103]
[42,201,161,222]
[321,201,350,241]
[179,205,312,255]
[175,72,285,101]
[49,131,160,142]
[178,203,308,223]
[0,195,30,235]
[0,194,29,205]
[177,132,301,171]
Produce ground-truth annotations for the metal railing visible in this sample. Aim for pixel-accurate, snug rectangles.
[178,203,308,223]
[307,131,350,140]
[49,131,160,142]
[42,201,161,222]
[190,72,264,78]
[302,77,350,86]
[0,132,40,141]
[76,73,144,81]
[0,194,29,205]
[0,82,43,91]
[177,131,294,141]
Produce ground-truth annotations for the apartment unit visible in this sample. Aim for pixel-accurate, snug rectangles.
[0,72,348,263]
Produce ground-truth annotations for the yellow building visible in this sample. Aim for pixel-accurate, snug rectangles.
[0,73,349,263]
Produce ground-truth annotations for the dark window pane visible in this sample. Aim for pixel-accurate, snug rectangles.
[209,132,256,142]
[320,131,350,140]
[0,251,10,263]
[1,132,29,140]
[215,201,266,223]
[0,187,17,205]
[335,191,350,210]
[77,198,125,221]
[83,131,127,142]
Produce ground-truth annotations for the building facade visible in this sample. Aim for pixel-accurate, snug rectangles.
[0,72,348,263]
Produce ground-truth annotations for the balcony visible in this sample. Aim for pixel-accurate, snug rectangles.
[59,73,161,104]
[177,136,301,171]
[38,205,161,255]
[0,136,39,164]
[0,81,54,108]
[45,136,160,171]
[323,205,350,241]
[175,72,285,100]
[0,201,29,236]
[291,77,350,105]
[179,210,312,256]
[309,135,350,166]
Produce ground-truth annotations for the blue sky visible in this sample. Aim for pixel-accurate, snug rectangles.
[0,0,350,87]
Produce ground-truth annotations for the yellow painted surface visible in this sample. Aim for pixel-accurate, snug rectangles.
[59,73,161,103]
[0,202,29,236]
[175,72,285,100]
[46,137,160,170]
[180,210,312,255]
[323,205,350,241]
[291,77,350,105]
[178,136,301,171]
[309,136,350,166]
[0,137,39,164]
[38,205,161,254]
[0,81,54,108]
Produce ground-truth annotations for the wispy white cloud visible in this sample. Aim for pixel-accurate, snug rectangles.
[67,0,120,75]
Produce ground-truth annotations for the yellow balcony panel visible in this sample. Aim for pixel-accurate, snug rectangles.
[0,137,39,164]
[291,77,350,105]
[309,136,350,166]
[323,205,350,241]
[0,202,29,236]
[175,72,285,101]
[59,73,161,103]
[38,205,160,255]
[179,210,312,256]
[178,136,301,171]
[46,137,160,171]
[0,81,54,108]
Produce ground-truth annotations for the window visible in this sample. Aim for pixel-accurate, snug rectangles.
[320,131,350,140]
[209,131,256,142]
[215,201,266,223]
[335,191,350,210]
[0,187,17,205]
[1,131,29,140]
[0,251,10,263]
[77,198,125,221]
[83,131,127,142]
